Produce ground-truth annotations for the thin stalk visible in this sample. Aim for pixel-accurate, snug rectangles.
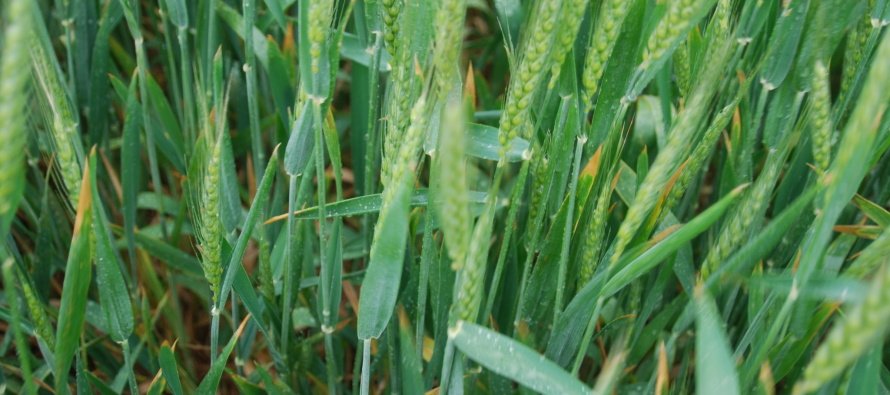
[210,306,220,362]
[388,315,400,395]
[281,174,299,358]
[514,147,564,327]
[204,0,217,85]
[554,137,586,322]
[177,27,196,149]
[363,32,383,267]
[361,338,372,395]
[324,335,338,392]
[160,12,183,131]
[514,97,573,326]
[121,340,137,395]
[438,337,457,395]
[352,337,364,391]
[61,0,77,105]
[244,0,265,181]
[122,1,168,242]
[417,157,438,360]
[312,100,338,392]
[232,289,243,377]
[513,175,553,327]
[739,291,796,389]
[482,159,530,324]
[571,298,604,375]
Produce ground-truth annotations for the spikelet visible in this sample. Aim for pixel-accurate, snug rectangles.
[579,180,613,285]
[380,94,429,211]
[810,62,833,173]
[454,206,491,323]
[673,42,692,98]
[498,0,564,159]
[0,0,31,234]
[528,138,549,225]
[609,41,729,269]
[380,66,416,186]
[701,139,791,279]
[703,0,732,64]
[309,0,334,74]
[437,102,471,268]
[189,85,228,305]
[433,0,467,100]
[792,263,890,394]
[839,1,872,107]
[381,0,403,56]
[381,15,420,187]
[665,95,741,214]
[582,0,631,105]
[18,268,56,349]
[642,0,715,69]
[31,37,83,209]
[547,0,592,88]
[198,136,224,304]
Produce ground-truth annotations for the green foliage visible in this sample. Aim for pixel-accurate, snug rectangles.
[3,1,890,394]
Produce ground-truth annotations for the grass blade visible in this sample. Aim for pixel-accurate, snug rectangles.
[357,171,413,339]
[120,72,141,270]
[159,342,183,395]
[451,320,593,395]
[695,289,740,395]
[53,159,93,394]
[264,189,487,224]
[89,150,134,344]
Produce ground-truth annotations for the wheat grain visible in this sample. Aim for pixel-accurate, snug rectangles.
[528,138,549,227]
[498,0,564,159]
[581,0,630,105]
[437,102,471,268]
[18,268,56,349]
[381,0,403,56]
[381,15,421,187]
[674,42,692,98]
[642,0,715,69]
[579,179,613,285]
[433,0,467,100]
[548,0,591,88]
[810,61,833,173]
[309,0,334,74]
[839,0,873,106]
